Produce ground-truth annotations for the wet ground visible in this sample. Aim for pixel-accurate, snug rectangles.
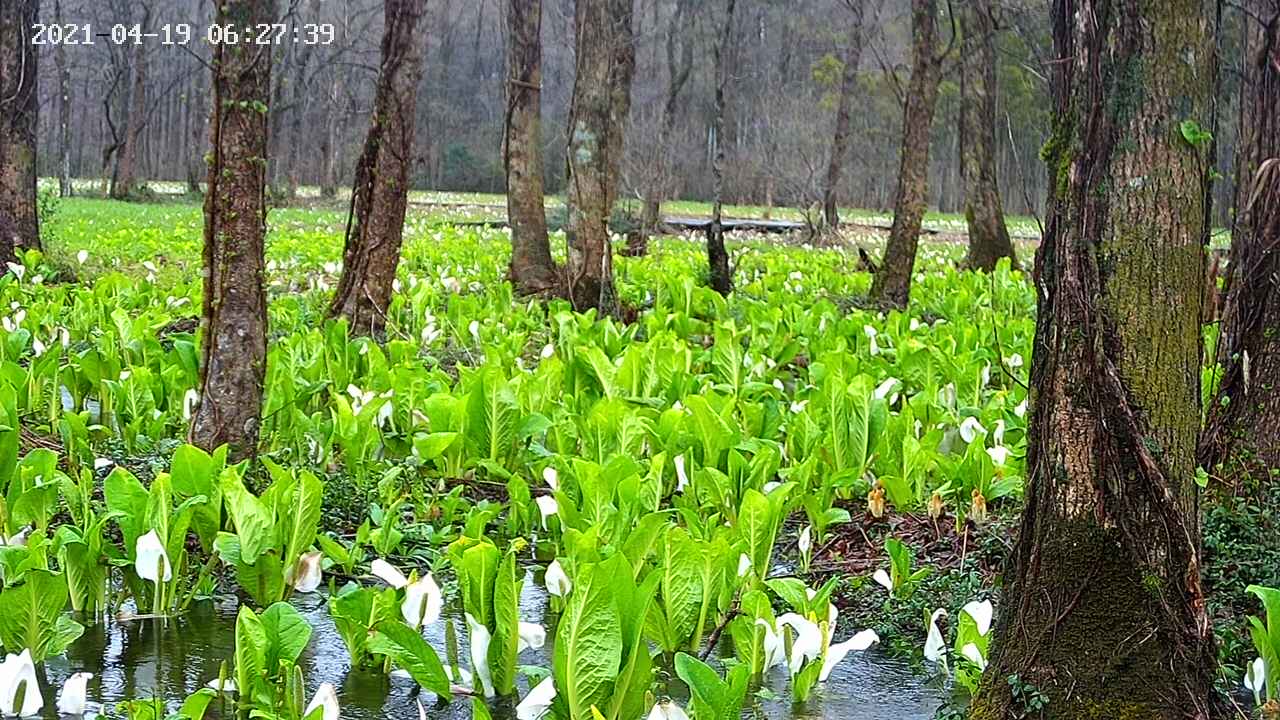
[36,569,946,719]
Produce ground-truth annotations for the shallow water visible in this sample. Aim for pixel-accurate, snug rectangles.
[39,571,944,719]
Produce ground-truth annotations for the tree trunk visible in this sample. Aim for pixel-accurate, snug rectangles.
[632,0,695,256]
[190,0,277,460]
[505,0,559,295]
[960,0,1016,271]
[328,0,429,337]
[113,11,150,200]
[970,2,1216,718]
[823,0,867,229]
[0,0,40,262]
[706,0,735,295]
[55,0,72,199]
[564,0,635,316]
[1199,1,1280,480]
[869,0,942,308]
[321,76,341,198]
[187,77,206,194]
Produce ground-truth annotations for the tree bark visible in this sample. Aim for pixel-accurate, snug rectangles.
[0,0,41,262]
[187,76,207,194]
[504,0,559,295]
[869,0,942,308]
[823,0,868,229]
[1199,1,1280,480]
[564,0,635,316]
[970,2,1216,718]
[630,0,695,256]
[112,8,151,200]
[959,0,1016,271]
[55,0,73,199]
[329,0,429,337]
[190,0,277,460]
[706,0,735,295]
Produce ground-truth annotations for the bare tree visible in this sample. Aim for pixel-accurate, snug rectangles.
[959,0,1016,270]
[870,0,947,308]
[706,0,736,295]
[190,0,277,459]
[564,0,635,316]
[329,0,430,336]
[0,0,41,262]
[54,0,73,198]
[505,0,559,295]
[972,0,1216,714]
[823,0,870,229]
[112,3,151,199]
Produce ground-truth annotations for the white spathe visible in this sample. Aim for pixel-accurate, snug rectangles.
[646,699,691,720]
[798,526,813,556]
[303,683,339,720]
[517,622,546,652]
[57,672,93,715]
[541,466,558,490]
[545,560,572,597]
[821,629,880,682]
[371,559,409,589]
[0,650,43,717]
[924,609,948,665]
[959,417,986,444]
[289,551,324,594]
[466,614,495,698]
[401,573,444,630]
[674,454,689,493]
[986,445,1011,466]
[872,569,894,593]
[737,553,753,578]
[754,619,787,671]
[515,677,556,720]
[961,599,994,637]
[135,530,173,584]
[535,496,558,530]
[777,613,824,675]
[205,678,237,694]
[1244,657,1266,705]
[960,643,987,671]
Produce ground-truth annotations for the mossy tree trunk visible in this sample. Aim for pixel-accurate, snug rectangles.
[564,0,635,316]
[55,0,73,199]
[705,0,736,296]
[0,0,41,263]
[191,0,277,460]
[1199,0,1280,480]
[970,2,1216,718]
[329,0,429,337]
[822,0,868,230]
[505,0,559,295]
[869,0,943,308]
[959,0,1016,271]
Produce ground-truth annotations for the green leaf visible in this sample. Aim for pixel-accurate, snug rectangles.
[233,605,267,701]
[0,569,72,662]
[367,621,452,696]
[221,470,276,564]
[261,601,313,669]
[489,550,522,696]
[554,561,623,720]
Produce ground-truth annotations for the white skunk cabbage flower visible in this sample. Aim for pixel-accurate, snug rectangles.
[924,609,948,667]
[402,573,443,630]
[135,530,172,584]
[959,416,987,444]
[517,622,546,652]
[535,496,558,530]
[545,559,572,597]
[515,677,556,720]
[466,614,495,698]
[961,600,994,637]
[303,683,339,720]
[57,672,94,715]
[371,559,410,589]
[0,650,43,717]
[646,699,691,720]
[288,551,324,594]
